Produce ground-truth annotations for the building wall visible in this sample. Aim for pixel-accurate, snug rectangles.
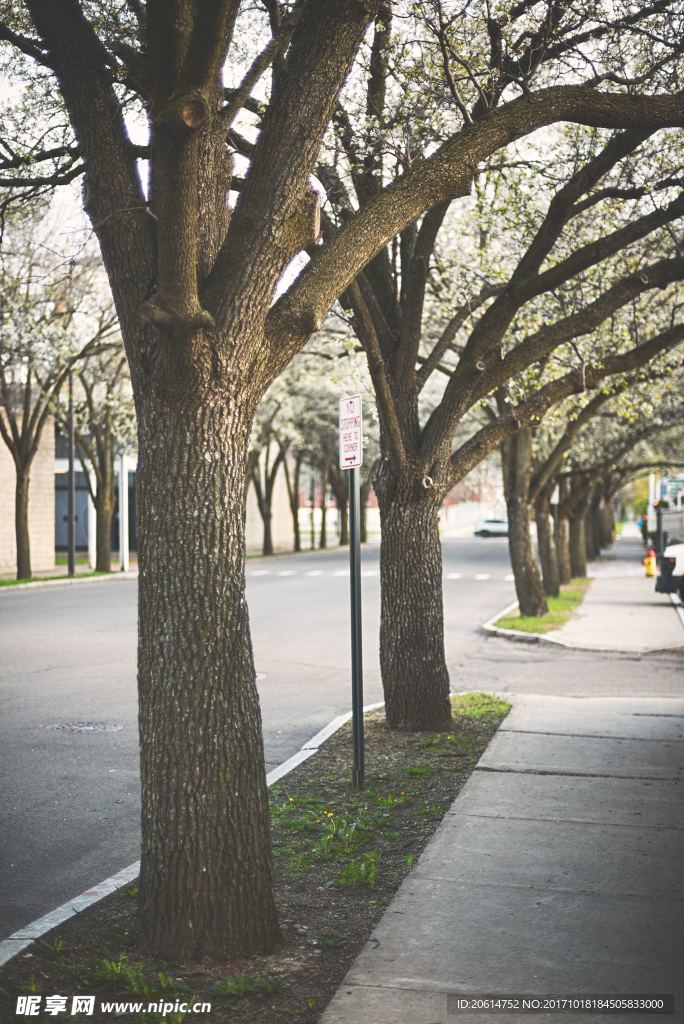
[246,447,294,554]
[0,414,55,575]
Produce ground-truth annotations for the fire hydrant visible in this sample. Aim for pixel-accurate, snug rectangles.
[643,548,657,578]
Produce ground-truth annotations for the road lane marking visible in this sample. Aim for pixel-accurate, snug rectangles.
[361,569,378,577]
[447,572,462,580]
[504,573,515,581]
[305,570,323,576]
[277,570,296,576]
[333,570,348,576]
[249,569,271,576]
[474,573,491,580]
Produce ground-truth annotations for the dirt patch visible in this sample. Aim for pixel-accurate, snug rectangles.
[0,693,509,1023]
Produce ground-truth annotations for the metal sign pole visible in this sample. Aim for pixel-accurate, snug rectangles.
[67,370,76,578]
[349,464,364,790]
[339,393,365,791]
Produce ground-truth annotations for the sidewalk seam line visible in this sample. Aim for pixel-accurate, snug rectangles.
[475,766,684,782]
[499,728,684,743]
[451,811,684,831]
[409,875,684,901]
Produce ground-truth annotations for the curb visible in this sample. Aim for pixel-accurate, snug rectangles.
[670,593,684,629]
[483,593,684,655]
[0,572,138,593]
[0,700,386,969]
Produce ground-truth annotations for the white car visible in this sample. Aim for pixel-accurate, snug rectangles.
[656,542,684,601]
[474,518,509,537]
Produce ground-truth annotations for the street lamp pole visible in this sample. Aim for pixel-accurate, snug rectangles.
[67,369,76,578]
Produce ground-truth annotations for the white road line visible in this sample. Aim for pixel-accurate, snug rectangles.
[474,573,491,581]
[504,573,515,581]
[333,569,348,577]
[277,570,296,576]
[361,569,378,577]
[305,570,323,576]
[0,700,388,969]
[249,569,271,576]
[446,572,462,580]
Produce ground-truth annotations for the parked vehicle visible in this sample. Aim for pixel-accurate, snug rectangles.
[656,542,684,601]
[474,518,509,537]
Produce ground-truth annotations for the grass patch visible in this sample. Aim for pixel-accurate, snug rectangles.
[54,553,91,566]
[495,577,590,633]
[0,571,108,587]
[0,693,509,1024]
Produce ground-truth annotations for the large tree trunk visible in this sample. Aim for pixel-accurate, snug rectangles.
[535,497,560,598]
[283,451,302,553]
[569,515,587,578]
[290,454,301,552]
[376,471,452,732]
[360,476,372,544]
[95,465,115,573]
[586,497,601,560]
[360,493,368,544]
[262,501,274,556]
[95,497,114,572]
[601,500,615,548]
[15,466,31,580]
[557,479,572,584]
[136,395,279,960]
[508,496,548,616]
[502,431,548,617]
[557,515,572,584]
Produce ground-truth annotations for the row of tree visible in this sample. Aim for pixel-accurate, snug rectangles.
[2,0,684,963]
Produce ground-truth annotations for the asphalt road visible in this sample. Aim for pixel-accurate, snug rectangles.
[1,536,682,940]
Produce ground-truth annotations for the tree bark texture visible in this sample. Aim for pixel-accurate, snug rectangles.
[376,472,452,732]
[535,499,560,598]
[15,468,32,580]
[556,478,572,584]
[502,431,548,617]
[601,501,615,548]
[136,393,279,960]
[96,497,114,573]
[557,515,572,584]
[262,504,274,557]
[585,498,601,560]
[360,494,368,544]
[282,450,303,553]
[569,515,588,578]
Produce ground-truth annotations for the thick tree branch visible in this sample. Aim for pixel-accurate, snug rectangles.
[347,280,407,471]
[422,254,684,464]
[447,322,684,489]
[267,85,684,371]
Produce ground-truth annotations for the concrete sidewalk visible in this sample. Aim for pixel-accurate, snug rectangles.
[552,526,683,653]
[322,695,684,1024]
[322,529,684,1024]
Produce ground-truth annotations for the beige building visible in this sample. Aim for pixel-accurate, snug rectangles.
[0,413,56,576]
[245,446,294,554]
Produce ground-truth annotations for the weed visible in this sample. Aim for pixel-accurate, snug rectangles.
[407,764,432,778]
[37,937,66,963]
[83,954,150,995]
[404,852,416,869]
[215,972,281,1000]
[335,850,378,887]
[451,691,510,719]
